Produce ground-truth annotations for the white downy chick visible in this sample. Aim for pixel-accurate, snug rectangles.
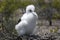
[15,5,38,36]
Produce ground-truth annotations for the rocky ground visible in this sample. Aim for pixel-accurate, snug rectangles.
[0,20,60,40]
[34,20,60,40]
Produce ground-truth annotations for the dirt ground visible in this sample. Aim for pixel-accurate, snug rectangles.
[34,20,60,40]
[0,20,60,40]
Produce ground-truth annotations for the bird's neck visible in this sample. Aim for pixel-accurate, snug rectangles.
[26,12,33,14]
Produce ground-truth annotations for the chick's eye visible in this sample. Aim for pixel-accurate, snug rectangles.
[29,10,32,12]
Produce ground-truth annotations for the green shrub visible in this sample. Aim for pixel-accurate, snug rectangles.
[53,13,60,19]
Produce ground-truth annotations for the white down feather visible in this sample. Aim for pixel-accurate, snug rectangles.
[15,5,38,36]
